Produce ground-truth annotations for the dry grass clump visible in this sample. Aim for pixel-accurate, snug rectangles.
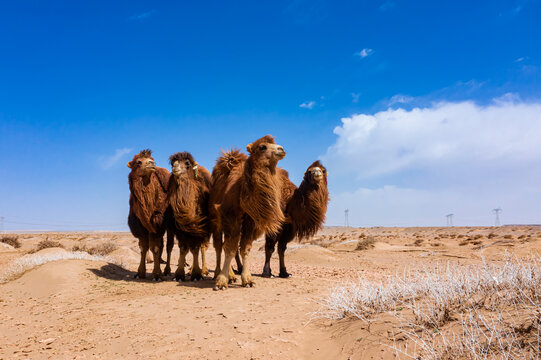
[458,240,469,246]
[0,235,21,248]
[355,236,376,250]
[315,255,541,359]
[488,232,497,239]
[72,241,117,256]
[413,238,424,246]
[503,234,514,239]
[28,239,65,253]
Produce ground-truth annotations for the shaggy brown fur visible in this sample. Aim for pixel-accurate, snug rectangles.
[166,152,212,281]
[262,160,329,278]
[209,149,248,280]
[210,135,286,290]
[127,149,173,280]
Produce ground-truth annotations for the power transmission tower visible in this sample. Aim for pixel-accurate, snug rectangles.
[446,214,454,226]
[344,209,349,228]
[0,216,4,234]
[492,208,502,227]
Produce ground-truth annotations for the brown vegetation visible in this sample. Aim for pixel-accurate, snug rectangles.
[0,235,21,248]
[166,152,212,281]
[127,149,172,280]
[210,135,286,289]
[31,239,65,253]
[72,241,117,255]
[355,236,376,250]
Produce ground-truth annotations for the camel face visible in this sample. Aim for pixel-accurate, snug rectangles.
[305,161,327,185]
[128,156,156,177]
[248,141,286,166]
[171,159,191,178]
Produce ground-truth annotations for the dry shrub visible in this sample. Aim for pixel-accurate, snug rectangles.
[71,241,117,256]
[315,255,541,359]
[504,234,514,239]
[472,240,483,245]
[488,232,497,239]
[0,235,21,248]
[459,240,469,246]
[413,238,424,246]
[430,242,442,247]
[473,234,483,240]
[33,239,65,252]
[457,234,465,239]
[356,237,376,250]
[358,233,366,239]
[518,234,527,239]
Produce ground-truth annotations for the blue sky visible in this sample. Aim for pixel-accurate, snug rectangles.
[1,0,540,230]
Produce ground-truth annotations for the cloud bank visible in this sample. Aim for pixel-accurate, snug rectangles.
[323,98,541,226]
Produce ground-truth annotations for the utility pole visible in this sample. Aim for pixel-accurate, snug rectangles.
[446,214,454,227]
[492,208,502,227]
[344,209,349,228]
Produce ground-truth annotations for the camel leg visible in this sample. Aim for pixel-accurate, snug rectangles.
[163,230,174,276]
[214,230,240,290]
[240,242,254,287]
[201,239,209,276]
[235,251,243,274]
[278,239,291,278]
[149,235,163,281]
[136,237,149,279]
[190,246,203,281]
[262,235,276,278]
[175,243,189,282]
[213,232,223,280]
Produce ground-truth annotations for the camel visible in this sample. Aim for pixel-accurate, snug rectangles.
[166,152,212,281]
[210,135,286,290]
[262,160,329,278]
[127,149,173,280]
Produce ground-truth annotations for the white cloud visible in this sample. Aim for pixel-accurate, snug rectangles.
[101,148,133,169]
[515,57,525,62]
[128,10,156,21]
[357,48,374,58]
[388,94,414,105]
[323,98,541,226]
[379,2,396,12]
[299,101,316,109]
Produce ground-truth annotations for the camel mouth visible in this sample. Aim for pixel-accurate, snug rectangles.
[275,150,286,160]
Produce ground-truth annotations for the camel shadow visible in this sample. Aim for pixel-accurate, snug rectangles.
[89,264,139,282]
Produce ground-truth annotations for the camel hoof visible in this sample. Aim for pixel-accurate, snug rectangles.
[134,273,145,279]
[278,271,292,278]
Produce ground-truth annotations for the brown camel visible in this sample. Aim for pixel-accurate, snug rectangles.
[166,152,212,281]
[210,135,286,290]
[262,160,329,278]
[127,149,173,280]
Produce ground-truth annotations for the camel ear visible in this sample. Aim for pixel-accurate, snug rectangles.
[127,161,133,168]
[246,143,253,153]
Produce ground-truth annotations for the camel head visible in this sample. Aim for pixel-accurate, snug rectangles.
[169,152,198,179]
[246,135,286,167]
[127,149,157,177]
[305,160,327,185]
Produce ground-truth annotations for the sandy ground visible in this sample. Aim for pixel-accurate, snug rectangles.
[1,226,540,359]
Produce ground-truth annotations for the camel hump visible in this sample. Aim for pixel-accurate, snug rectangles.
[213,148,248,180]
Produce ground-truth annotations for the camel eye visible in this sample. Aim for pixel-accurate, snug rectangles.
[185,161,190,167]
[259,145,267,151]
[136,160,142,165]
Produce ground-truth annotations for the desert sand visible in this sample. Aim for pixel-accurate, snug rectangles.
[1,226,540,359]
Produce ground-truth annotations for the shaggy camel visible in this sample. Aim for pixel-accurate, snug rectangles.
[262,160,329,278]
[127,149,173,280]
[166,152,212,281]
[210,135,286,290]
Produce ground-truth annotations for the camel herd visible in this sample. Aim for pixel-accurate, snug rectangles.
[126,135,329,290]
